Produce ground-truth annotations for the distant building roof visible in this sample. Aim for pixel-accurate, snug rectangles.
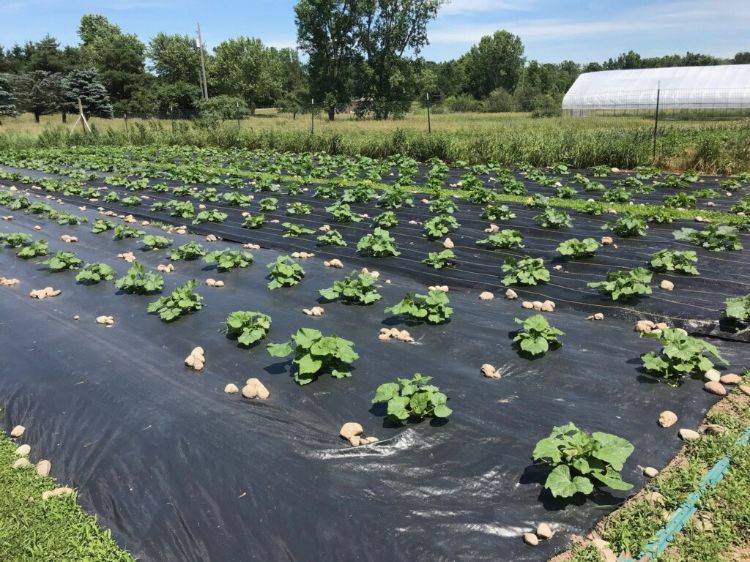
[562,64,750,111]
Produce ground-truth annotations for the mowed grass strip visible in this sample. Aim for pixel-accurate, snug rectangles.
[569,373,750,561]
[0,434,133,562]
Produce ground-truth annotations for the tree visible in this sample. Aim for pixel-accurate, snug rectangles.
[148,33,202,85]
[62,68,113,118]
[355,0,443,119]
[462,30,524,99]
[295,0,361,120]
[10,71,61,122]
[0,74,18,124]
[211,37,279,110]
[78,14,120,46]
[734,52,750,64]
[197,95,249,119]
[28,35,69,73]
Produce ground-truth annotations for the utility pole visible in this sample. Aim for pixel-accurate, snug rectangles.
[196,23,209,100]
[426,92,432,133]
[311,98,314,135]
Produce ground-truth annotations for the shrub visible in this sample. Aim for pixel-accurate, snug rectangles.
[267,256,305,289]
[557,238,599,258]
[147,279,203,322]
[142,235,172,251]
[385,290,452,324]
[43,250,82,271]
[267,328,358,385]
[422,249,456,269]
[514,314,564,356]
[372,373,452,422]
[588,267,652,301]
[532,423,634,498]
[357,227,400,257]
[169,241,206,261]
[320,270,381,304]
[76,262,116,284]
[673,225,742,251]
[115,263,164,294]
[501,256,550,286]
[224,311,272,347]
[204,249,254,271]
[649,249,698,275]
[476,229,524,249]
[641,328,727,382]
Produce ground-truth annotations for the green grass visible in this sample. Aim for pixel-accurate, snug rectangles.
[0,432,132,561]
[1,111,749,173]
[570,374,750,562]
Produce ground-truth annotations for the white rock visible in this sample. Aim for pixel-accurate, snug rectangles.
[659,410,678,428]
[601,236,614,245]
[224,383,239,394]
[479,291,494,301]
[523,532,539,546]
[643,466,659,478]
[505,288,518,300]
[15,444,31,457]
[679,428,701,441]
[704,368,721,382]
[10,425,25,438]
[340,422,364,440]
[442,238,454,249]
[720,373,741,385]
[703,381,726,396]
[660,279,674,291]
[36,459,51,477]
[536,523,553,540]
[242,378,270,400]
[13,458,31,469]
[481,363,500,379]
[42,487,74,500]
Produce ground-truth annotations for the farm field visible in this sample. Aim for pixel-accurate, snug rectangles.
[1,146,750,561]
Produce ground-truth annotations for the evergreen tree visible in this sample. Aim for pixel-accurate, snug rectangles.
[62,68,113,117]
[10,70,61,122]
[0,74,19,124]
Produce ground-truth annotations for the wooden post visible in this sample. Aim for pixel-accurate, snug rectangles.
[652,82,661,161]
[311,98,314,135]
[426,92,432,134]
[196,23,209,100]
[69,97,91,134]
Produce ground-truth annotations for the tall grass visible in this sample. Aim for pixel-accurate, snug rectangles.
[1,114,748,173]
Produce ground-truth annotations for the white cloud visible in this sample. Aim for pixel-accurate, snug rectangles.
[440,0,533,15]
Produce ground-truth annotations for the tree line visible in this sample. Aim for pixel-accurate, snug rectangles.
[1,5,748,124]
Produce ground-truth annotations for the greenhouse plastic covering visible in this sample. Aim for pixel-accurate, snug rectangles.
[562,64,750,111]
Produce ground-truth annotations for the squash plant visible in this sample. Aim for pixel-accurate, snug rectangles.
[224,311,272,347]
[724,294,750,323]
[320,270,381,304]
[423,215,460,239]
[193,209,228,224]
[641,328,727,383]
[532,423,634,498]
[115,263,164,294]
[43,250,82,271]
[242,213,266,229]
[16,240,49,259]
[169,241,206,261]
[534,208,572,229]
[557,238,599,258]
[385,289,452,324]
[267,256,305,289]
[481,204,516,221]
[317,229,347,247]
[501,256,550,286]
[287,201,313,216]
[76,262,116,284]
[326,202,362,223]
[476,229,524,249]
[514,315,564,357]
[372,373,452,421]
[113,224,144,240]
[142,235,172,251]
[649,249,698,275]
[167,200,195,219]
[604,215,648,237]
[357,227,400,257]
[588,267,652,301]
[377,187,414,209]
[267,328,358,385]
[372,211,399,229]
[2,232,32,248]
[147,279,203,322]
[673,225,742,251]
[422,249,456,269]
[282,222,315,238]
[204,249,254,271]
[428,197,458,215]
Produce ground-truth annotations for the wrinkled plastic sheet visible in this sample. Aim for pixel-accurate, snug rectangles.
[1,200,749,562]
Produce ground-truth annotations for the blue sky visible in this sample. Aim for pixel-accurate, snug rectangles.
[0,0,747,63]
